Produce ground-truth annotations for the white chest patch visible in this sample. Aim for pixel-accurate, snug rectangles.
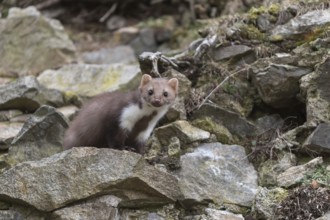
[119,103,169,143]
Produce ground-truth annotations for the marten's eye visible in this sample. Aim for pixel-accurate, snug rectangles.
[148,89,154,95]
[163,91,168,97]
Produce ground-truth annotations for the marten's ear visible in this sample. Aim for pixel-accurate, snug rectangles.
[168,78,179,95]
[140,74,152,88]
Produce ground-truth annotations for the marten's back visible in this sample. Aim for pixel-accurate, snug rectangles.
[63,90,139,149]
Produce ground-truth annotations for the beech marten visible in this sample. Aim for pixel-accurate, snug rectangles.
[63,74,179,154]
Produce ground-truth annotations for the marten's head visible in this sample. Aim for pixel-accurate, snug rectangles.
[139,74,178,108]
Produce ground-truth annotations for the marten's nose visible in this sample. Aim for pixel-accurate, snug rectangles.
[152,99,162,107]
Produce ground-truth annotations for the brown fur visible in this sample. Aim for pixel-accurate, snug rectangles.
[63,74,178,154]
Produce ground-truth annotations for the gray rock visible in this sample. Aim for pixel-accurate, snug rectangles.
[251,63,312,108]
[211,45,252,61]
[271,9,330,40]
[253,187,288,219]
[303,123,330,153]
[37,64,141,99]
[0,147,182,211]
[0,7,76,77]
[300,57,330,124]
[277,157,323,187]
[205,209,244,220]
[51,195,120,220]
[0,76,64,112]
[154,120,210,147]
[0,122,23,150]
[177,143,258,207]
[193,103,256,139]
[6,105,68,166]
[81,46,137,65]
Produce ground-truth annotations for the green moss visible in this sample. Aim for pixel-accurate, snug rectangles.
[248,6,267,21]
[239,24,266,41]
[268,188,289,202]
[268,3,281,15]
[192,117,235,144]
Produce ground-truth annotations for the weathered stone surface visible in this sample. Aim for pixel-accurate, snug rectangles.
[0,76,64,112]
[0,7,76,77]
[277,157,323,187]
[193,103,256,139]
[271,9,330,40]
[177,143,258,207]
[205,209,244,220]
[300,57,330,124]
[254,187,288,219]
[154,120,210,147]
[37,64,141,99]
[0,147,182,211]
[0,122,23,150]
[81,46,137,65]
[211,45,252,61]
[6,105,68,166]
[258,152,297,187]
[51,195,120,220]
[303,123,330,153]
[251,63,312,108]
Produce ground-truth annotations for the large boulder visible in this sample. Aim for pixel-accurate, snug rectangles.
[0,7,76,77]
[177,142,258,207]
[0,147,182,212]
[37,64,141,99]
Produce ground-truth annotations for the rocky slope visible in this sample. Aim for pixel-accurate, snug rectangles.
[0,1,330,219]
